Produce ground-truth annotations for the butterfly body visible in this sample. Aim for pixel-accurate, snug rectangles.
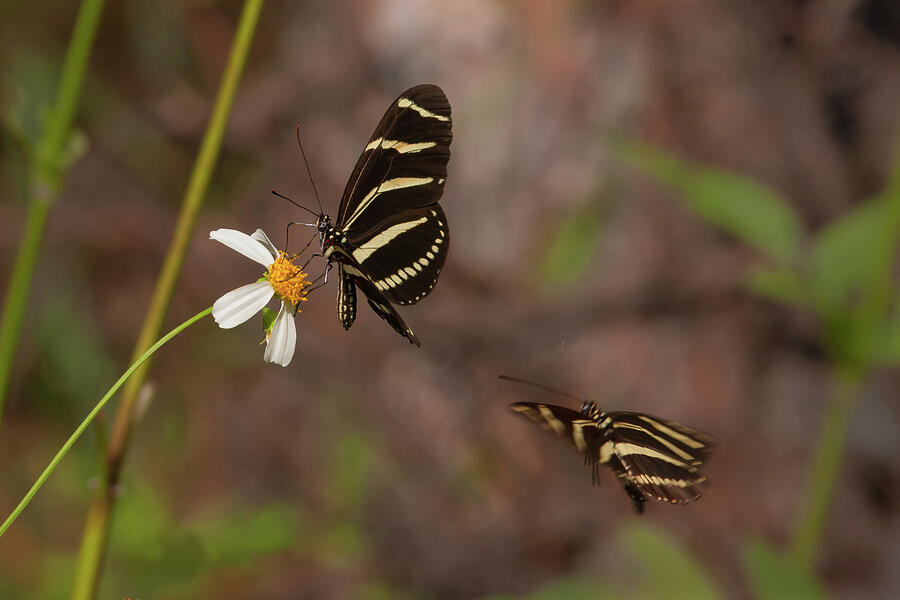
[313,84,452,346]
[510,400,714,513]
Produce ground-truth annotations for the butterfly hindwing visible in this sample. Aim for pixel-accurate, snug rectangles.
[606,412,714,504]
[349,204,449,305]
[352,274,421,346]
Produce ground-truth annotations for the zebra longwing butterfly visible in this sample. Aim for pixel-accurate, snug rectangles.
[504,376,714,513]
[308,84,452,346]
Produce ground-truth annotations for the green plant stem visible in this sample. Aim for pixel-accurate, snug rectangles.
[0,307,211,539]
[791,369,862,566]
[69,2,265,598]
[0,0,106,424]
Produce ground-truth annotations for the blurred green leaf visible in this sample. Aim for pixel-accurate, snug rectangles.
[745,264,808,305]
[537,202,607,288]
[110,482,170,558]
[618,141,802,263]
[487,578,615,600]
[2,54,58,153]
[191,503,299,567]
[872,304,900,365]
[36,554,77,600]
[355,581,423,600]
[33,294,116,417]
[744,540,829,600]
[809,198,890,314]
[621,521,719,600]
[327,432,373,512]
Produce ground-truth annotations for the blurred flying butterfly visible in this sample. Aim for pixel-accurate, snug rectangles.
[278,84,452,346]
[501,375,714,513]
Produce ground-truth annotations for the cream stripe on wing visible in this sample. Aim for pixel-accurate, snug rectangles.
[614,443,691,468]
[352,217,429,263]
[612,421,695,461]
[639,416,708,449]
[538,406,566,436]
[364,137,437,154]
[397,98,450,121]
[343,177,433,229]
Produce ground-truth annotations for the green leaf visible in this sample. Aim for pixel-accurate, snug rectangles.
[621,522,719,600]
[870,304,900,366]
[809,198,891,314]
[744,540,829,600]
[537,202,607,289]
[618,142,802,263]
[326,432,374,512]
[486,578,616,600]
[745,264,808,305]
[191,503,299,567]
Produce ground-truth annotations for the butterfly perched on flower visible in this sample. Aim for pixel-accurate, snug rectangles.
[285,84,452,346]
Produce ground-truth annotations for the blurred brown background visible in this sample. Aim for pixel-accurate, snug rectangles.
[2,0,900,598]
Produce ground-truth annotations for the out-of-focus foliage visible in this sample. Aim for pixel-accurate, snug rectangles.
[620,522,720,600]
[4,1,900,598]
[618,142,803,263]
[744,540,829,600]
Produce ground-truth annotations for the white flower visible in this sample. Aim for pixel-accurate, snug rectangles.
[210,228,308,367]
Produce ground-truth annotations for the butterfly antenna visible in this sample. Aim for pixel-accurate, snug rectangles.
[271,188,319,219]
[296,125,324,216]
[498,374,583,403]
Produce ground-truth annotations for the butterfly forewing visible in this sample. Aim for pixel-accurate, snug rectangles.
[337,84,452,241]
[509,403,600,454]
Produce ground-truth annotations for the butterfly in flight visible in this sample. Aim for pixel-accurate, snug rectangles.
[281,84,452,346]
[502,375,714,513]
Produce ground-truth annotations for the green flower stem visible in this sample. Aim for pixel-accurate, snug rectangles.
[0,307,211,539]
[0,0,106,424]
[69,2,264,598]
[791,369,862,566]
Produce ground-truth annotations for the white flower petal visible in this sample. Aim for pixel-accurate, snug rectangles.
[264,302,297,367]
[250,229,279,260]
[210,229,275,268]
[212,281,274,329]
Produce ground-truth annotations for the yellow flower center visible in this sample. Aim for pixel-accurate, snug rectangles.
[266,252,310,309]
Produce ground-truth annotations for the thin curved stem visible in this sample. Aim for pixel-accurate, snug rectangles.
[70,2,265,597]
[0,307,211,538]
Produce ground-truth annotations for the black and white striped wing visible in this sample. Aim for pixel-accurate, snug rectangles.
[511,402,648,513]
[605,412,714,504]
[336,84,452,305]
[509,403,601,454]
[351,205,448,305]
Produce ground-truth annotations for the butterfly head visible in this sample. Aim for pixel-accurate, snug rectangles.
[580,401,601,422]
[315,214,333,252]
